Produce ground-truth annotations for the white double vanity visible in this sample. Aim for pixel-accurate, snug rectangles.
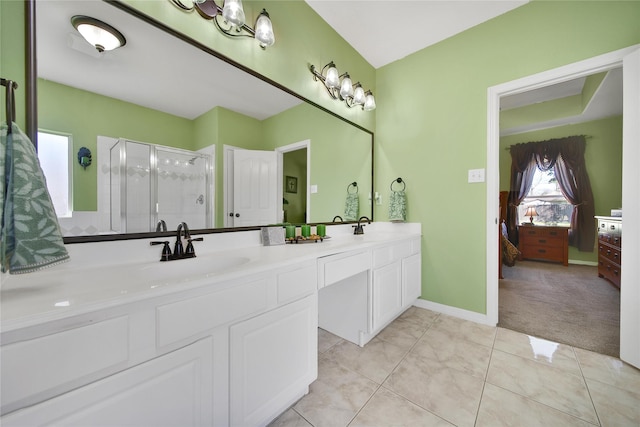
[0,222,421,426]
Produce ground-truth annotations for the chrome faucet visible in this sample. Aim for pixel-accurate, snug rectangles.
[353,216,371,235]
[155,219,167,232]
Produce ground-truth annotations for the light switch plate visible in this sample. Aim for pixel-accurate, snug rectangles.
[468,168,485,183]
[310,185,318,193]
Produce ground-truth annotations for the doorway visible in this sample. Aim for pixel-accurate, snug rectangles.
[496,69,622,355]
[276,140,311,224]
[486,46,640,368]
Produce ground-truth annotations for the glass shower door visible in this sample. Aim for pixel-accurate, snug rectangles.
[156,148,211,231]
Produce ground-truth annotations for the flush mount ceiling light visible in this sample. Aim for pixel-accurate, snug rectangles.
[310,62,376,111]
[71,15,126,53]
[171,0,275,49]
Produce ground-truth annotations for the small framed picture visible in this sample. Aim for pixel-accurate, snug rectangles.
[286,176,298,193]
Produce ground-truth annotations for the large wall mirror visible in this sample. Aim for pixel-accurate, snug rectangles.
[29,0,373,243]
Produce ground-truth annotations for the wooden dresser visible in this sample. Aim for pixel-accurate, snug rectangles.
[518,225,569,266]
[596,216,622,288]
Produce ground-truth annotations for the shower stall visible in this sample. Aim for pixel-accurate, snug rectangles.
[109,139,213,233]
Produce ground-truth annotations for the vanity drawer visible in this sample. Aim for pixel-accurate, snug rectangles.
[276,261,317,304]
[372,241,412,269]
[156,277,269,348]
[318,251,371,288]
[1,316,130,414]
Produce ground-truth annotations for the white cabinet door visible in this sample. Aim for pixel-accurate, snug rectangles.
[372,261,403,331]
[1,338,213,427]
[402,252,422,307]
[229,294,317,427]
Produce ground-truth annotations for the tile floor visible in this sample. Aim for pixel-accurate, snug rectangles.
[270,307,640,427]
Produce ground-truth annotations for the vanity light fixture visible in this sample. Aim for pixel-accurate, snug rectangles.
[171,0,275,49]
[71,15,126,53]
[310,61,376,111]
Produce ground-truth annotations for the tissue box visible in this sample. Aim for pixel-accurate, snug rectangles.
[611,209,622,217]
[261,226,285,246]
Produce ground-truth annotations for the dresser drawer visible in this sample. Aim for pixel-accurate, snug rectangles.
[520,227,566,240]
[520,244,564,262]
[598,256,621,288]
[598,243,621,264]
[598,233,622,248]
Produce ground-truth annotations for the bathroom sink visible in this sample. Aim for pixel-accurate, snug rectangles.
[132,256,251,284]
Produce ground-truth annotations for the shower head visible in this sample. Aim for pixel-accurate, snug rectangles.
[187,156,198,165]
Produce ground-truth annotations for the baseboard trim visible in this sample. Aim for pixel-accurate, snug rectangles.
[413,299,495,326]
[569,260,598,266]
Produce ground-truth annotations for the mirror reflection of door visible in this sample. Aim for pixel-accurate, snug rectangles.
[229,149,278,227]
[283,149,307,224]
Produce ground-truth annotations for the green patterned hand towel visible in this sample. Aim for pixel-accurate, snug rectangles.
[1,122,69,274]
[344,193,359,221]
[389,190,407,222]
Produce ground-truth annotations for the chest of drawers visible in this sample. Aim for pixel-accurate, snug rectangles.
[518,225,569,266]
[596,216,622,288]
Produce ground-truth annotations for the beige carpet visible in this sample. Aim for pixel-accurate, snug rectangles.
[499,260,620,357]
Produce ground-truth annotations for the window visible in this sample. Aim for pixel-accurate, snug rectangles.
[37,131,72,218]
[518,166,573,226]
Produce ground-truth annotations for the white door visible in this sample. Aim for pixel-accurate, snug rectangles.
[232,150,278,227]
[372,262,403,331]
[229,295,317,427]
[402,253,422,306]
[620,48,640,368]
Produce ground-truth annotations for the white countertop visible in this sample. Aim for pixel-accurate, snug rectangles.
[1,223,421,333]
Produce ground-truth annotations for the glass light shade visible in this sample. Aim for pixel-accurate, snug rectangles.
[325,65,340,89]
[364,92,376,111]
[222,0,246,28]
[71,16,126,53]
[353,84,366,105]
[339,75,354,99]
[254,9,275,47]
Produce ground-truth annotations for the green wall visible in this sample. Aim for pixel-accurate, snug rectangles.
[38,79,195,211]
[283,149,307,223]
[500,116,623,264]
[375,1,639,314]
[0,0,26,131]
[261,102,372,222]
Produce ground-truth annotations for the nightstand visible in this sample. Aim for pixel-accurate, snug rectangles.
[518,225,569,266]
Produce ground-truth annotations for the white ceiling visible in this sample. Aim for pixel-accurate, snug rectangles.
[305,0,529,69]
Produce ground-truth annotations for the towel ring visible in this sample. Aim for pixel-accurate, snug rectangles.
[347,182,358,194]
[390,177,406,191]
